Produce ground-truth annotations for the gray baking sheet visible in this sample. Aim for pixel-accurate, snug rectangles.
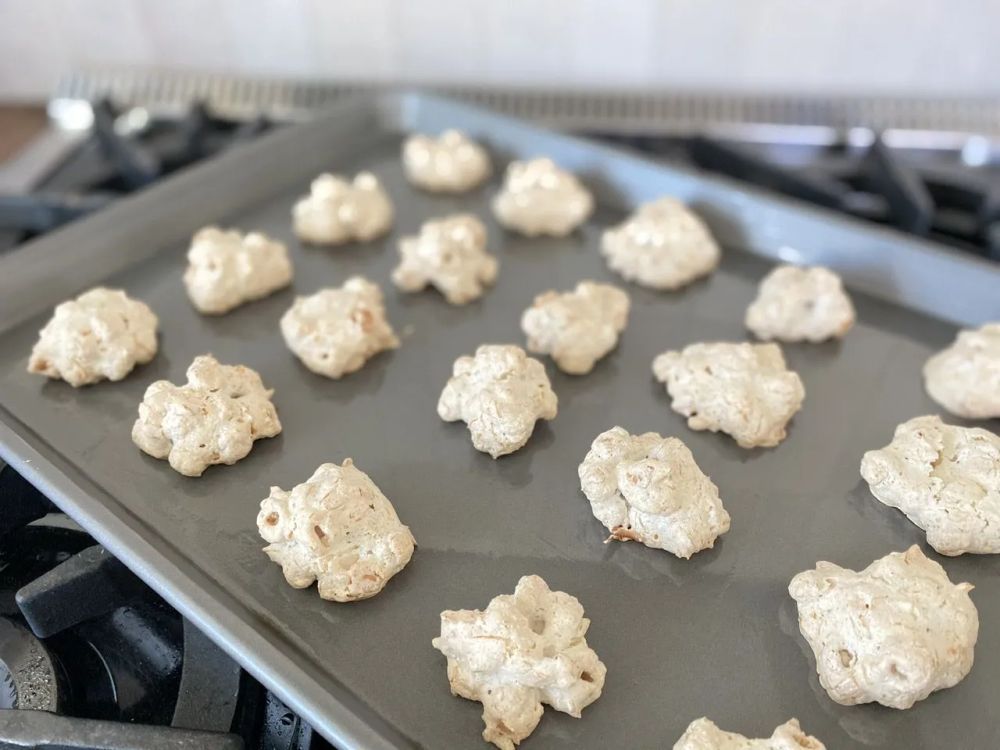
[1,94,999,750]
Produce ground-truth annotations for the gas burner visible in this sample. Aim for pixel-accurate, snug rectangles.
[0,100,274,251]
[601,132,1000,261]
[0,465,331,750]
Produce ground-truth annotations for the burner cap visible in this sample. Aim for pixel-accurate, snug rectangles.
[0,617,60,712]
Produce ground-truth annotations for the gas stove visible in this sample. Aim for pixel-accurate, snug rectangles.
[0,462,332,750]
[2,72,999,260]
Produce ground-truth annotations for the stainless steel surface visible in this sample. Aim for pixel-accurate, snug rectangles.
[0,93,998,750]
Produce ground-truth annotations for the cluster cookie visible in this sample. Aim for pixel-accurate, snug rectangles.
[652,342,805,448]
[923,322,1000,419]
[28,287,159,387]
[183,227,292,315]
[131,354,281,476]
[392,214,498,304]
[673,717,825,750]
[432,575,606,750]
[578,427,730,558]
[402,130,491,193]
[257,460,415,602]
[601,198,721,290]
[280,277,399,379]
[293,172,393,245]
[745,265,855,342]
[789,545,978,709]
[861,415,1000,556]
[521,281,630,375]
[492,158,594,237]
[438,345,557,458]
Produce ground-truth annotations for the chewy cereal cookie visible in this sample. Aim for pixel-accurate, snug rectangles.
[28,287,158,387]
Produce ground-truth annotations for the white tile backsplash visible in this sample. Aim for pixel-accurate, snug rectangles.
[0,0,997,101]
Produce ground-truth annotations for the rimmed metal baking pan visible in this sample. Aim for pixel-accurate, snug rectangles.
[1,93,998,749]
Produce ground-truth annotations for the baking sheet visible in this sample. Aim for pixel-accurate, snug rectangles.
[1,93,999,750]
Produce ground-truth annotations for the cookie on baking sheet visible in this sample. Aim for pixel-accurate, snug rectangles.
[861,415,1000,556]
[923,322,1000,419]
[392,214,498,305]
[789,545,978,709]
[258,459,415,602]
[652,341,805,448]
[28,287,158,387]
[183,226,292,315]
[402,130,491,193]
[280,277,399,379]
[131,354,281,477]
[432,575,606,750]
[673,717,825,750]
[745,264,855,342]
[578,427,730,558]
[601,197,721,290]
[492,158,593,237]
[437,344,557,458]
[521,281,629,375]
[292,172,393,245]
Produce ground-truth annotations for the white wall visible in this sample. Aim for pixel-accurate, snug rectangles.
[1,0,997,101]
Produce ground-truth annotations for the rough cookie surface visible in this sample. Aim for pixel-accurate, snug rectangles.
[432,575,606,750]
[280,277,399,379]
[183,227,292,314]
[788,545,978,709]
[402,130,491,193]
[438,345,558,458]
[521,282,630,375]
[673,717,826,750]
[601,198,721,290]
[652,342,805,448]
[131,355,281,476]
[860,415,1000,556]
[292,172,393,245]
[392,214,498,305]
[491,158,593,237]
[745,265,855,342]
[923,323,1000,419]
[578,427,730,558]
[257,459,415,602]
[28,287,158,387]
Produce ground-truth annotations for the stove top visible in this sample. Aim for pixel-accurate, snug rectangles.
[0,463,332,750]
[1,95,998,261]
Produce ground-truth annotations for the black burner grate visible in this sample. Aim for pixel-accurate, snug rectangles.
[0,465,332,750]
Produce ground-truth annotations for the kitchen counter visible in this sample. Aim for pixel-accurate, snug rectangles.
[0,106,46,164]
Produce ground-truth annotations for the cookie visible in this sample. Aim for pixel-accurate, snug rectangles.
[432,575,605,750]
[861,415,1000,555]
[745,265,855,342]
[258,459,415,601]
[923,323,1000,419]
[292,172,393,245]
[131,354,281,476]
[492,158,593,237]
[280,277,399,379]
[437,344,558,458]
[28,287,158,387]
[402,130,491,193]
[789,545,978,709]
[578,427,730,558]
[183,226,292,314]
[392,214,498,305]
[601,198,720,290]
[652,342,805,448]
[521,281,629,375]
